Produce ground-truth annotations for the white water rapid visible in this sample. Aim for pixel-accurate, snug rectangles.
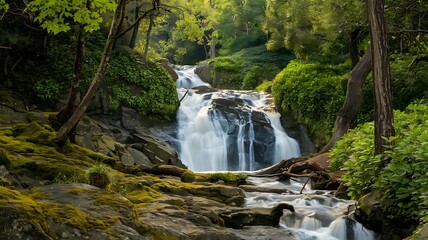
[175,65,300,171]
[245,177,378,240]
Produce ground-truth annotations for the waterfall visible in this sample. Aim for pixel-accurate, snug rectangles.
[175,66,300,171]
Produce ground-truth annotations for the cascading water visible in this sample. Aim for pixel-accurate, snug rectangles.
[175,66,300,171]
[245,177,378,240]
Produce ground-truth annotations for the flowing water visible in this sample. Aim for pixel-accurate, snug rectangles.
[245,177,377,240]
[172,66,377,240]
[175,65,300,171]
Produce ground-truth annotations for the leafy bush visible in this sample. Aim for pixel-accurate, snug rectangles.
[29,31,179,121]
[330,102,428,221]
[104,53,179,121]
[272,60,350,143]
[209,45,294,90]
[242,65,278,90]
[255,81,273,92]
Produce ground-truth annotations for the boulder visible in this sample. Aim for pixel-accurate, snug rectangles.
[132,133,183,167]
[355,189,417,240]
[195,61,212,84]
[158,58,178,80]
[220,203,294,229]
[280,115,317,156]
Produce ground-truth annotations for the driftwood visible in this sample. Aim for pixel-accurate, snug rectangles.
[253,153,340,191]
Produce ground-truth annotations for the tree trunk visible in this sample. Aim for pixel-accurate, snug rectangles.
[366,0,395,155]
[209,38,216,59]
[57,23,85,125]
[349,28,363,67]
[320,49,372,153]
[142,14,154,62]
[55,0,126,142]
[129,1,140,49]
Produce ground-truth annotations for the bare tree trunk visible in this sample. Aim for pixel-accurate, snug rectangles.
[55,0,126,142]
[57,23,85,125]
[143,14,154,62]
[320,49,372,153]
[209,39,216,59]
[366,0,395,155]
[349,28,363,67]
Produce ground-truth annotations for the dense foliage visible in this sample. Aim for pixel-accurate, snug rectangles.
[271,55,428,146]
[209,45,294,90]
[28,32,178,121]
[272,60,350,143]
[330,102,428,221]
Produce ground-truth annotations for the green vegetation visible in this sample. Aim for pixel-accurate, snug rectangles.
[199,172,247,185]
[209,45,294,90]
[271,55,428,146]
[86,164,111,188]
[330,102,428,222]
[28,32,179,121]
[272,60,350,143]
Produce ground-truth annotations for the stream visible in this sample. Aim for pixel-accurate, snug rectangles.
[172,65,377,240]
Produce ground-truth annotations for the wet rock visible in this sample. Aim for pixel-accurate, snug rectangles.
[132,133,183,167]
[355,189,417,240]
[158,58,178,80]
[195,61,212,84]
[209,98,276,170]
[220,203,294,229]
[280,115,317,156]
[230,226,297,240]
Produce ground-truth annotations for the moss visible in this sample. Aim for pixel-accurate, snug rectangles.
[147,229,178,240]
[126,186,162,204]
[11,161,84,181]
[180,170,195,183]
[0,176,12,187]
[43,203,112,232]
[0,186,50,237]
[0,149,10,169]
[196,172,247,185]
[86,164,111,188]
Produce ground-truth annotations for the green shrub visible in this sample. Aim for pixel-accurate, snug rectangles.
[209,45,294,90]
[330,102,428,221]
[242,65,278,90]
[255,81,273,92]
[28,31,179,121]
[272,60,350,142]
[104,53,179,121]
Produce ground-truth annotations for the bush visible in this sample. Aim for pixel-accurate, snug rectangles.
[209,45,294,90]
[272,60,350,143]
[242,65,278,90]
[329,102,428,221]
[28,31,179,121]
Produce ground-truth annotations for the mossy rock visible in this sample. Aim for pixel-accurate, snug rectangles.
[180,170,195,183]
[0,149,11,169]
[12,161,83,181]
